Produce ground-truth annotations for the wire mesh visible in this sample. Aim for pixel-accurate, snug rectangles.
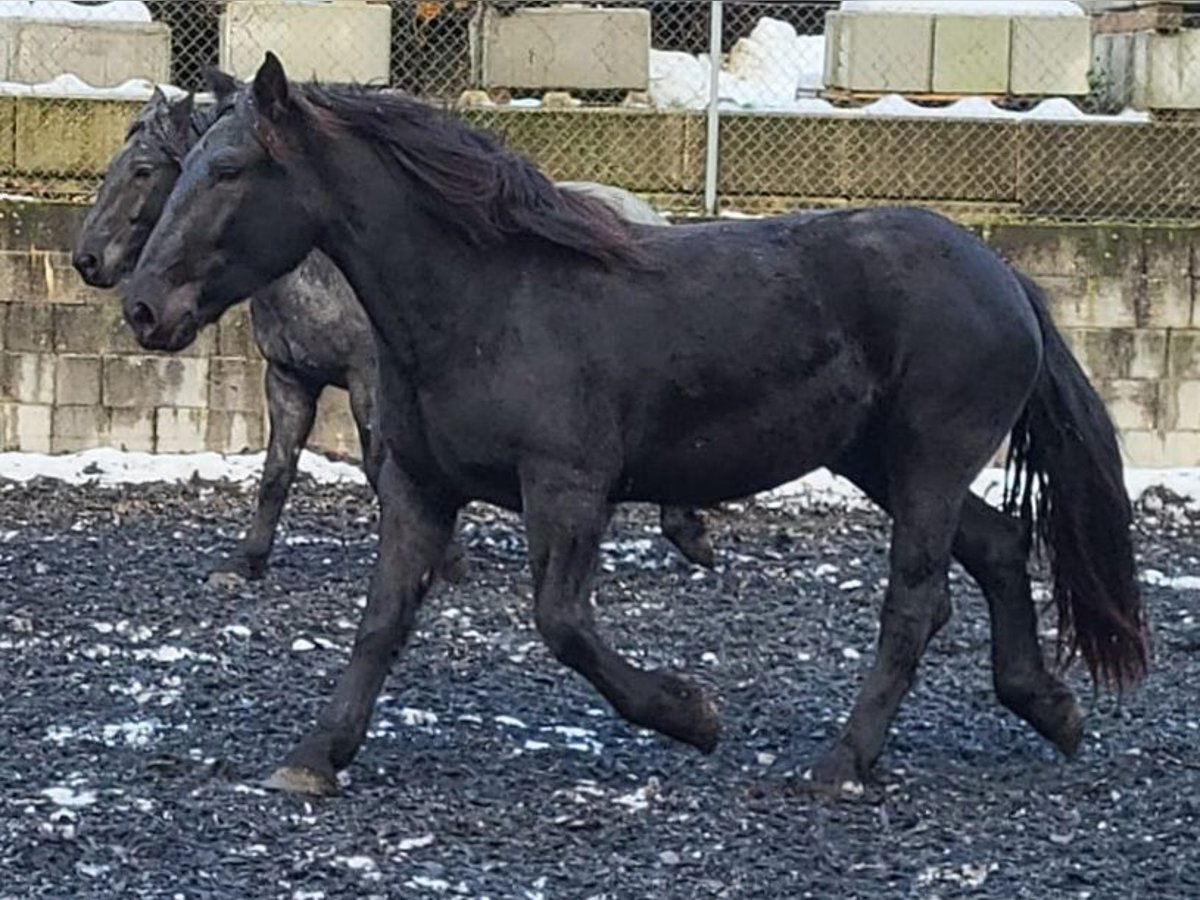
[0,0,1197,224]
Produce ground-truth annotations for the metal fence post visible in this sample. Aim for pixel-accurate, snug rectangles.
[703,0,724,217]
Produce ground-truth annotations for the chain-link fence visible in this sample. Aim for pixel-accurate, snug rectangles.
[1,0,1198,223]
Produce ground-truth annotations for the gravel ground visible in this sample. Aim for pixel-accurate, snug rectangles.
[1,474,1197,899]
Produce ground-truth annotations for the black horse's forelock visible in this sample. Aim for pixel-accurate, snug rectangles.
[285,84,648,268]
[126,92,232,163]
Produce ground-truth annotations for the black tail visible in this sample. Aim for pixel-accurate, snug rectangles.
[1005,272,1149,690]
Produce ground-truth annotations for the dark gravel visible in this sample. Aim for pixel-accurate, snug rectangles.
[1,473,1197,899]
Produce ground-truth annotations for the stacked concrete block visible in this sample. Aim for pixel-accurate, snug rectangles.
[0,18,170,87]
[219,0,392,84]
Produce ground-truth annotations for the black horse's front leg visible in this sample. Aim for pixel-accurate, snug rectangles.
[523,465,721,751]
[659,505,715,568]
[265,455,458,795]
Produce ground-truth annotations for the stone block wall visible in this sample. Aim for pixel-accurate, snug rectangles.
[0,201,1196,468]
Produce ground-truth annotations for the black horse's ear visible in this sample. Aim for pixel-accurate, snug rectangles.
[253,51,290,122]
[150,85,169,107]
[203,66,239,101]
[167,92,194,135]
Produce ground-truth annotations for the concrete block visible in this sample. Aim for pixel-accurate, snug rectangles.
[308,388,358,458]
[1037,274,1138,329]
[209,357,266,414]
[155,407,208,454]
[987,226,1082,277]
[1168,331,1200,379]
[1065,328,1168,381]
[1164,380,1200,431]
[0,401,50,452]
[54,302,119,354]
[0,250,43,303]
[1,352,55,404]
[1097,378,1159,431]
[34,250,98,305]
[1163,431,1200,467]
[103,356,209,410]
[220,0,391,84]
[1141,277,1193,328]
[54,354,101,406]
[0,20,170,87]
[15,97,139,177]
[206,410,265,454]
[51,405,108,453]
[109,407,155,453]
[4,302,54,351]
[932,15,1011,95]
[1131,30,1200,110]
[1010,16,1092,96]
[1118,429,1165,468]
[216,305,260,360]
[825,12,934,93]
[477,5,650,91]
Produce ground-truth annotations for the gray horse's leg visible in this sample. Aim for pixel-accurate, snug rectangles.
[217,365,318,580]
[659,505,716,568]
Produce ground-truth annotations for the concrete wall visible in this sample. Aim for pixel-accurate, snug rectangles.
[0,201,1195,467]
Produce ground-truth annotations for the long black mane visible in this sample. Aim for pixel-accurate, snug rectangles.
[289,84,647,268]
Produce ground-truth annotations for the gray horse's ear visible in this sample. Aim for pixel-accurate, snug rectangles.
[203,66,239,101]
[253,51,291,122]
[168,92,194,134]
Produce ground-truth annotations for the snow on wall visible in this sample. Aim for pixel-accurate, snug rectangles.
[0,1,151,24]
[839,1,1085,16]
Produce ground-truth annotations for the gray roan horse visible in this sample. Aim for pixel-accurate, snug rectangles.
[123,54,1148,796]
[73,74,716,581]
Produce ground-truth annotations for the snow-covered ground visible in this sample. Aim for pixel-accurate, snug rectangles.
[1,447,1196,518]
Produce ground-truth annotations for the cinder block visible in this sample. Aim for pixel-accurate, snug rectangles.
[308,389,359,458]
[54,354,102,406]
[206,410,265,454]
[986,226,1082,277]
[1065,328,1168,381]
[31,250,96,306]
[51,406,108,453]
[1118,430,1165,468]
[209,357,266,414]
[1010,16,1092,96]
[155,407,208,454]
[220,0,391,83]
[4,303,54,352]
[1,20,170,87]
[109,408,155,453]
[933,15,1011,94]
[1132,29,1200,110]
[1097,378,1159,431]
[1162,431,1200,467]
[1168,331,1200,379]
[1,352,56,404]
[216,305,260,360]
[825,12,934,93]
[0,250,41,303]
[1037,274,1138,329]
[478,5,650,91]
[0,402,51,452]
[103,356,209,410]
[1141,277,1193,328]
[1164,380,1200,431]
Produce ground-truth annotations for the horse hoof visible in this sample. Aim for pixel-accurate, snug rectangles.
[263,765,339,797]
[807,743,866,794]
[648,672,721,753]
[678,535,716,570]
[207,570,247,590]
[211,554,267,582]
[1051,700,1085,759]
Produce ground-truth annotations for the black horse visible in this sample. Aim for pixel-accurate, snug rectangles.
[72,77,716,581]
[123,54,1148,796]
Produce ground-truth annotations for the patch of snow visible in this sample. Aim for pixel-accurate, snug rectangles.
[915,861,999,889]
[495,714,528,729]
[0,73,185,100]
[841,1,1082,15]
[1140,570,1200,592]
[0,2,152,23]
[41,786,97,808]
[131,645,193,664]
[291,638,316,652]
[406,876,451,893]
[398,707,439,727]
[397,833,435,852]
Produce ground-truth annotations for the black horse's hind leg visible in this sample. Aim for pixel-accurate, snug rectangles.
[347,373,467,585]
[810,462,963,787]
[266,455,457,795]
[836,454,1085,759]
[659,505,715,568]
[523,465,721,751]
[953,498,1084,756]
[216,365,318,580]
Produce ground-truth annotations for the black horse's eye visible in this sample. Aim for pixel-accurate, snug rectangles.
[213,165,241,183]
[132,166,154,180]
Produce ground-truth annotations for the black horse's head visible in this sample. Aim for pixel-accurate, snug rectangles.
[72,69,243,289]
[123,53,323,351]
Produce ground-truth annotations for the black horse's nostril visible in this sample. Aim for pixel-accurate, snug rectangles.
[127,301,157,335]
[72,251,99,279]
